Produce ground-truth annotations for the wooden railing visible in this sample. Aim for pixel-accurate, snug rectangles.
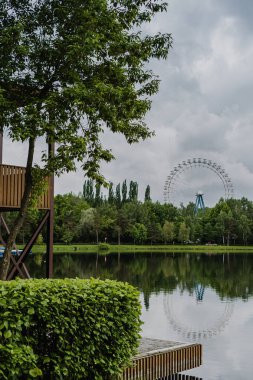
[0,164,51,209]
[122,341,202,380]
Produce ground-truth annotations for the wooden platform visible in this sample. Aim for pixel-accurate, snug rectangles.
[0,164,51,210]
[122,338,202,380]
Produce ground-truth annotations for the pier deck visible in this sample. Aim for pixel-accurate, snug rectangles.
[122,338,202,380]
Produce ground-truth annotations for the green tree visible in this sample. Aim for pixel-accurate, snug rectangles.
[83,180,94,205]
[178,222,190,243]
[214,208,235,246]
[239,214,251,245]
[215,210,227,245]
[147,222,163,244]
[115,183,121,208]
[162,221,175,243]
[0,0,172,279]
[144,185,151,202]
[80,205,115,244]
[94,183,102,206]
[114,208,129,245]
[130,223,147,244]
[129,181,138,201]
[80,207,100,244]
[122,180,128,204]
[54,193,89,244]
[108,182,114,204]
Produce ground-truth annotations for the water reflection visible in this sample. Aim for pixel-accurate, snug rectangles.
[27,251,253,302]
[26,251,253,379]
[163,289,234,340]
[167,376,202,380]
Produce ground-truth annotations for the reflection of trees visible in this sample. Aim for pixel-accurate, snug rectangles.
[28,252,253,307]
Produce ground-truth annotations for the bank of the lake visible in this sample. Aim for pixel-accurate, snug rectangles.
[27,244,253,254]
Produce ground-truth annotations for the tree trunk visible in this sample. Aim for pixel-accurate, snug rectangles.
[0,138,35,280]
[118,229,121,245]
[96,229,99,245]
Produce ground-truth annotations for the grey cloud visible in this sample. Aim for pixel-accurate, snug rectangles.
[3,0,253,205]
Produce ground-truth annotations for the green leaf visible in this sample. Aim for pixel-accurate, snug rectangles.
[4,330,12,339]
[29,368,43,377]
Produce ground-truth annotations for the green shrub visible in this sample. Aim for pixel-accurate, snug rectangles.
[35,234,44,245]
[98,242,110,252]
[0,278,142,379]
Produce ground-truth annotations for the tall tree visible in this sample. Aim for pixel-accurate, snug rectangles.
[122,180,128,204]
[130,223,147,244]
[0,0,172,279]
[54,193,89,244]
[94,183,102,206]
[115,183,121,208]
[108,182,114,204]
[162,221,175,243]
[178,222,190,243]
[144,185,151,202]
[129,181,138,201]
[83,180,94,205]
[239,214,251,245]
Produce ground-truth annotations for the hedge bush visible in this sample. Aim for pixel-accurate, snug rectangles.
[0,278,142,379]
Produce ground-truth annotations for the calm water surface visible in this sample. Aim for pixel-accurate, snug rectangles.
[27,251,253,379]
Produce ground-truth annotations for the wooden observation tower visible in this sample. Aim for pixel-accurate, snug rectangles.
[0,133,54,280]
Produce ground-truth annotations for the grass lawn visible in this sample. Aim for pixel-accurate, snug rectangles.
[26,244,253,254]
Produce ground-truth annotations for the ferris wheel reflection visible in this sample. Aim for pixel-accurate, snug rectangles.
[167,375,203,380]
[164,285,234,340]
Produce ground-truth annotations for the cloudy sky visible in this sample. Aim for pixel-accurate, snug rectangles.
[4,0,253,206]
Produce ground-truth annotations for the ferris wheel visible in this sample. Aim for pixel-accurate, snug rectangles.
[163,158,234,206]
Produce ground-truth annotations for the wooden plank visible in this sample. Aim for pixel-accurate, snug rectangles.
[13,166,16,206]
[121,338,202,380]
[0,164,51,210]
[10,165,15,206]
[21,166,25,205]
[15,167,19,207]
[2,165,6,206]
[7,166,11,206]
[19,167,23,207]
[3,165,7,206]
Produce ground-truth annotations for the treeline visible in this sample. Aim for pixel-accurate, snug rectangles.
[54,180,253,245]
[82,179,150,206]
[2,180,253,245]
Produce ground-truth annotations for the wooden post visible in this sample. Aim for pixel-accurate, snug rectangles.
[46,142,54,278]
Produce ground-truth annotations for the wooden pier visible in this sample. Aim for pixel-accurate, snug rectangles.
[122,338,202,380]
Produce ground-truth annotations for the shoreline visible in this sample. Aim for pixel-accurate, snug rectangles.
[23,244,253,254]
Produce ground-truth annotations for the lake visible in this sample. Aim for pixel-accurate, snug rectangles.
[27,251,253,379]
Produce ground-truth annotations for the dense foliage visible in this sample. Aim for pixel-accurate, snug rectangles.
[3,181,253,246]
[0,278,141,379]
[0,0,172,181]
[57,181,253,245]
